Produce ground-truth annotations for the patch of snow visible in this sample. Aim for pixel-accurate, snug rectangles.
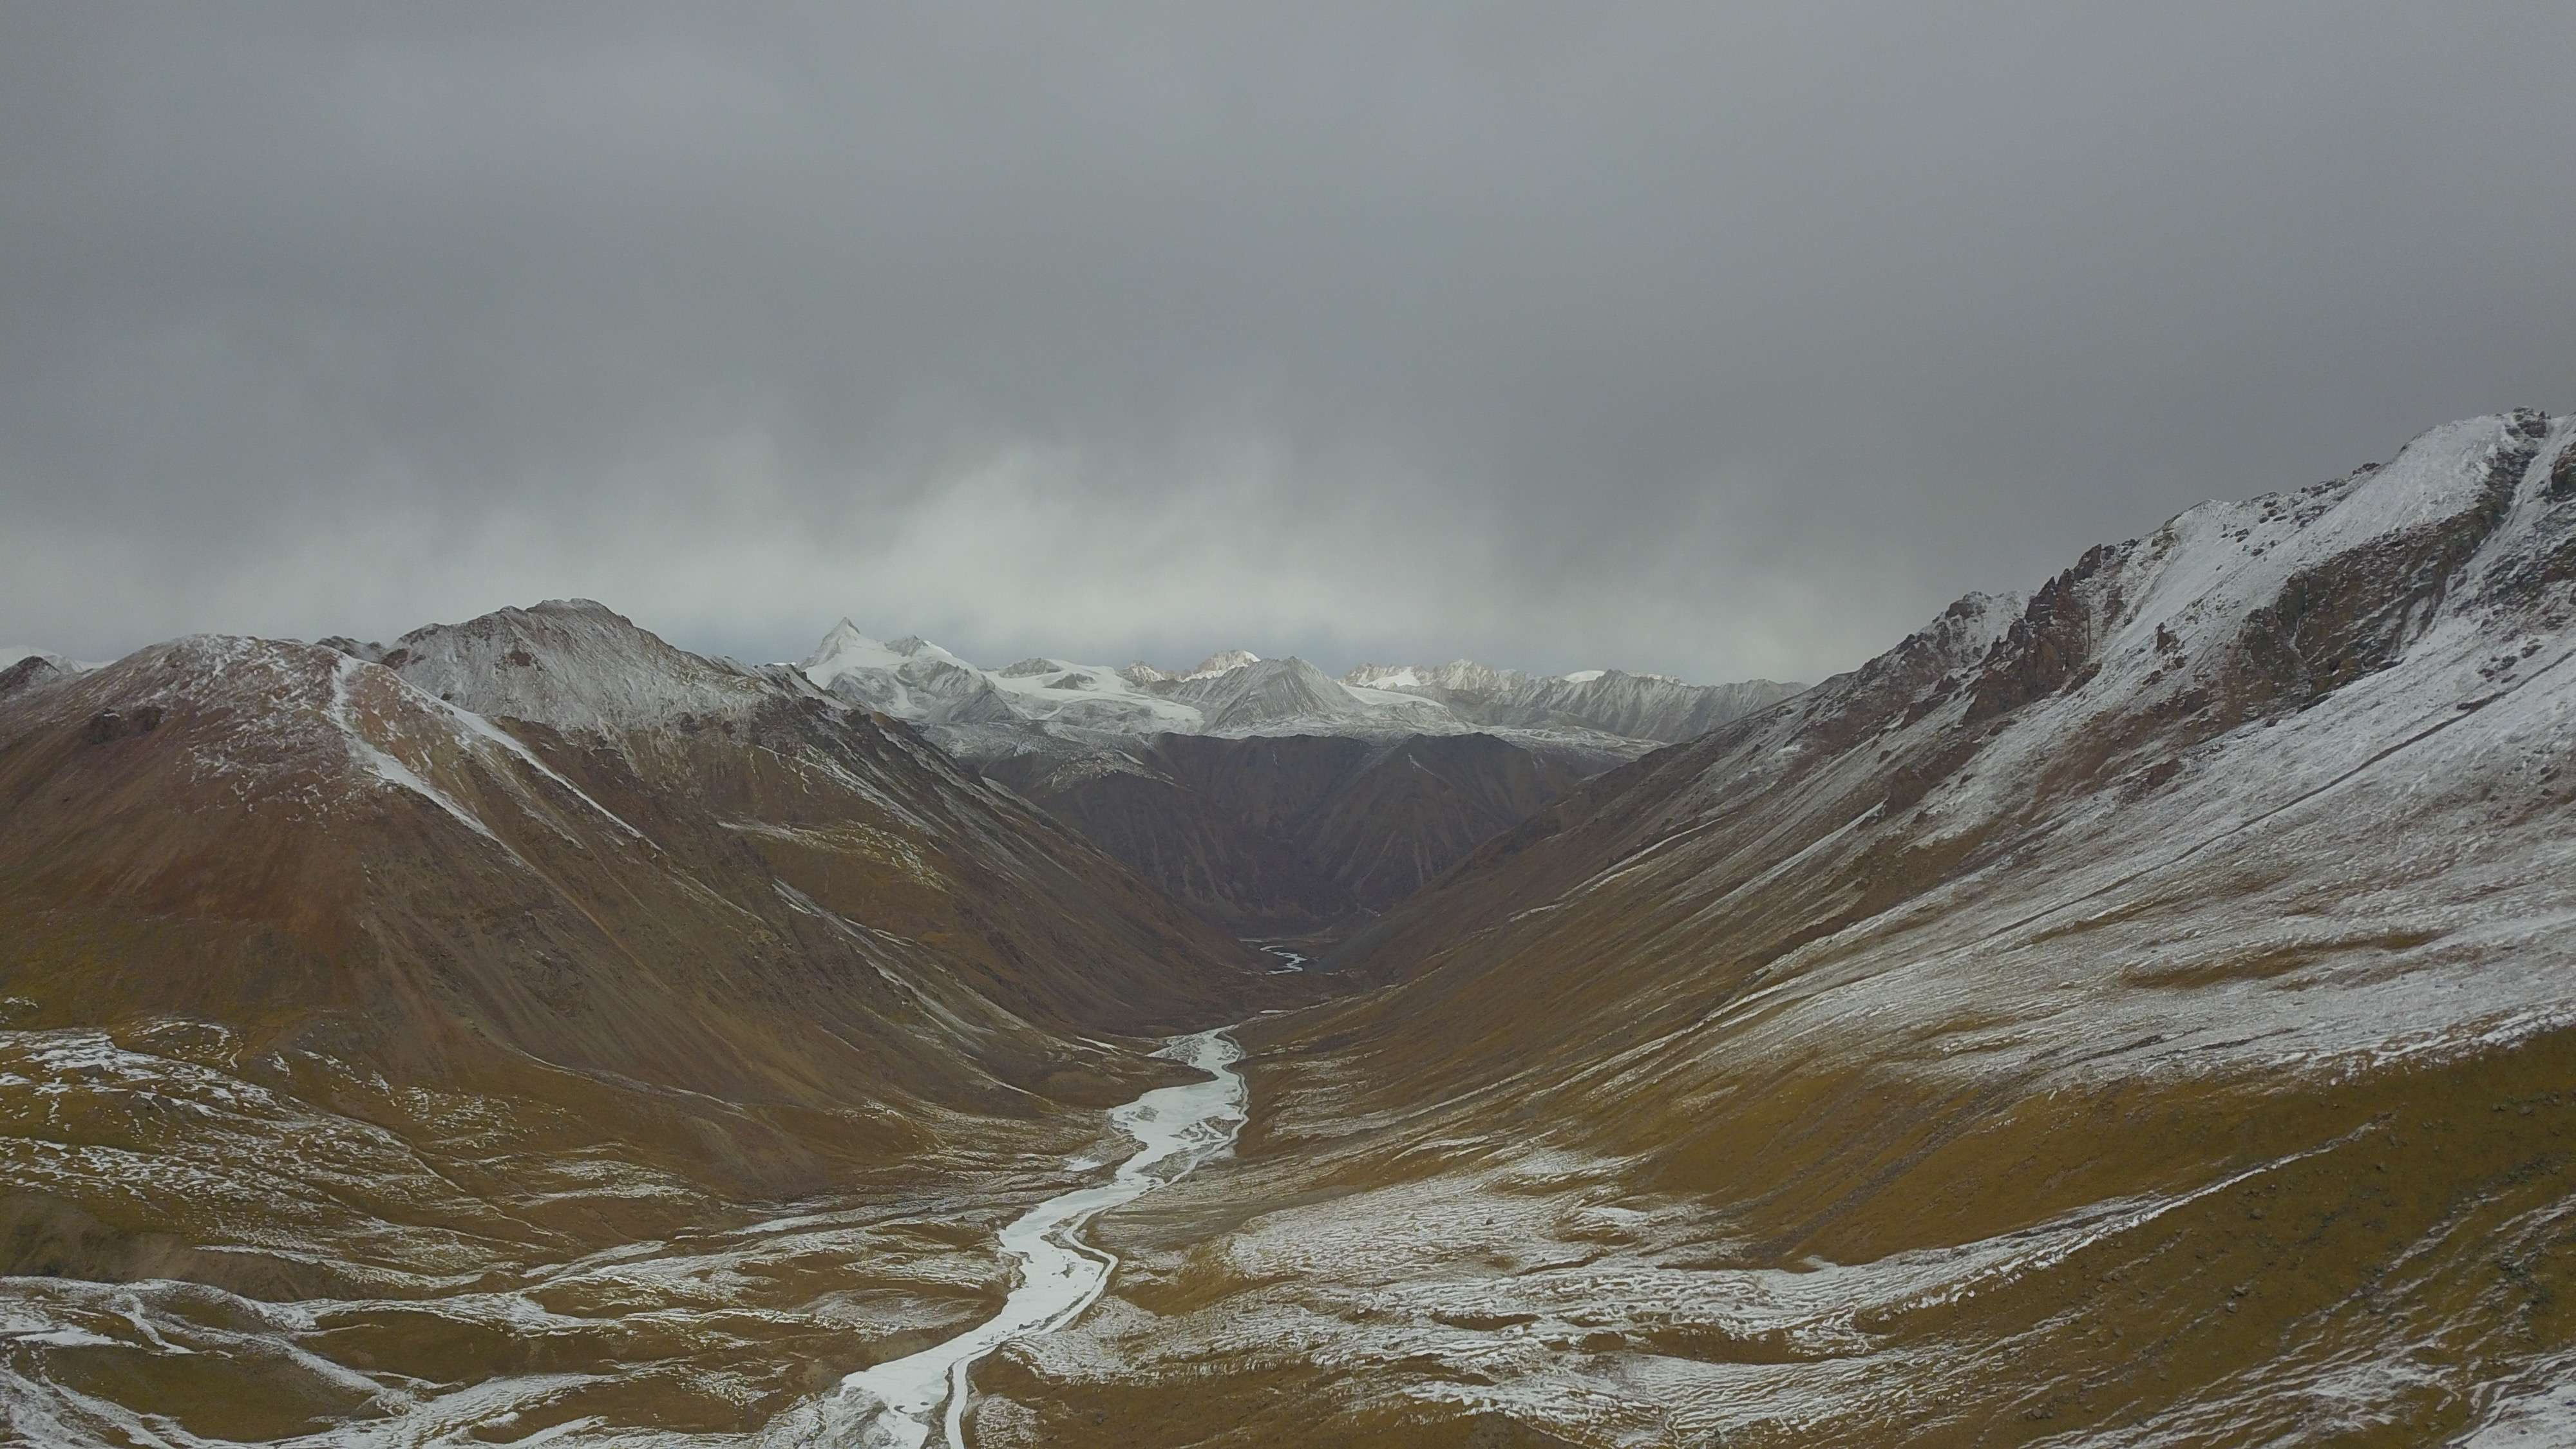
[327,657,522,862]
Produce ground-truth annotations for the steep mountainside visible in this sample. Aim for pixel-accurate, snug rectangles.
[987,410,2576,1446]
[0,601,1285,1441]
[986,733,1602,936]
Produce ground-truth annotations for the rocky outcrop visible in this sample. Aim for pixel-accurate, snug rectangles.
[0,654,66,699]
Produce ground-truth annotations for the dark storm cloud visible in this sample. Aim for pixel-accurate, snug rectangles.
[5,3,2573,681]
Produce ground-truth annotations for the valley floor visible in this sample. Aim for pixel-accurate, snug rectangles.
[972,1022,2576,1449]
[5,996,2575,1447]
[0,1020,1227,1447]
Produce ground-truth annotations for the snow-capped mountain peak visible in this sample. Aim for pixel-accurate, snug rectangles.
[1182,649,1262,681]
[1345,658,1519,693]
[802,619,909,679]
[379,599,774,733]
[886,634,966,665]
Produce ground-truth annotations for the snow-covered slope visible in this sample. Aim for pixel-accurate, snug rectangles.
[380,598,782,733]
[1325,409,2576,1086]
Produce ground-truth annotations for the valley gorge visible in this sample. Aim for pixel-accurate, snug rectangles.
[4,408,2575,1446]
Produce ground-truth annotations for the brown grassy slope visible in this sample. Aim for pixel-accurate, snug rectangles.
[0,616,1287,1221]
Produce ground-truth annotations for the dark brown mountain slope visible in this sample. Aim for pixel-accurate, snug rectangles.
[0,607,1271,1096]
[988,731,1607,936]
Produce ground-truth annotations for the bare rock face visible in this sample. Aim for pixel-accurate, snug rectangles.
[0,654,67,699]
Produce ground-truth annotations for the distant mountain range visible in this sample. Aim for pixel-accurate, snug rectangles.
[794,628,1803,933]
[797,627,1801,760]
[6,618,1804,944]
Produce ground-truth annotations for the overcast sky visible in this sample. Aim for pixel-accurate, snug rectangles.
[5,4,2572,682]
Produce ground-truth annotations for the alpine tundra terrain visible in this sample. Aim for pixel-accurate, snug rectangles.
[1,408,2574,1446]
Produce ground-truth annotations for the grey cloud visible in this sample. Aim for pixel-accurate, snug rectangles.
[5,3,2573,681]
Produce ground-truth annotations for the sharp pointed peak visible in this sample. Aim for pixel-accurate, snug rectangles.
[1183,649,1262,679]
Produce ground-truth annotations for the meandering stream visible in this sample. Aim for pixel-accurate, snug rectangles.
[795,1028,1249,1449]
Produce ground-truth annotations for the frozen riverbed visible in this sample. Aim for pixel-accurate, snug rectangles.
[790,1028,1249,1449]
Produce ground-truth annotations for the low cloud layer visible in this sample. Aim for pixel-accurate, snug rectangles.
[7,4,2573,681]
